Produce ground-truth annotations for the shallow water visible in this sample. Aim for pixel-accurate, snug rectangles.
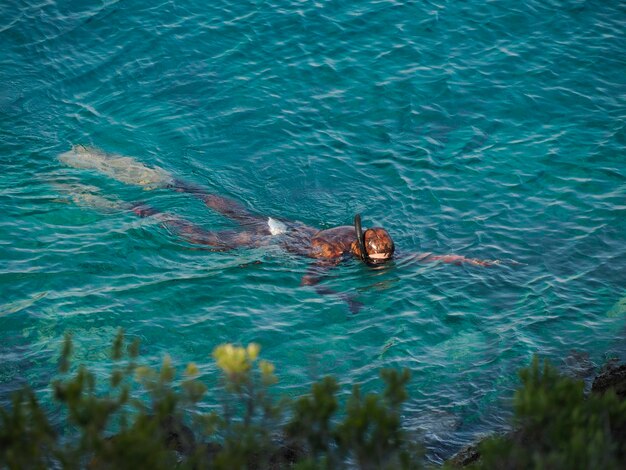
[1,0,625,462]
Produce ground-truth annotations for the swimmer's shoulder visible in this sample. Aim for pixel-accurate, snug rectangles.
[312,225,353,240]
[310,226,354,258]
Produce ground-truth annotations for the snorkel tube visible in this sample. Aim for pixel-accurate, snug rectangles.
[354,213,395,266]
[354,213,373,265]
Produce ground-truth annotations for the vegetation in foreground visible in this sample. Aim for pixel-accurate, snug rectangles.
[0,332,418,469]
[1,332,626,469]
[460,357,626,470]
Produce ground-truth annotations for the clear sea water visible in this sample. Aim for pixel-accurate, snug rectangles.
[1,0,625,462]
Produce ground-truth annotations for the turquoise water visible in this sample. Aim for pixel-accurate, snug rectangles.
[1,0,625,462]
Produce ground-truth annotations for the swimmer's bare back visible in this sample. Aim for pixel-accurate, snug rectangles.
[168,179,363,260]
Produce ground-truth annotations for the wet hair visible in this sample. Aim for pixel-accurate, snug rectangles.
[363,227,395,259]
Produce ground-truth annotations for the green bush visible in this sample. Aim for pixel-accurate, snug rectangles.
[0,331,421,469]
[470,357,626,470]
[4,333,626,469]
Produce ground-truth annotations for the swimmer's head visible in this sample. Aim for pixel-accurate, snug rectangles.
[352,214,395,265]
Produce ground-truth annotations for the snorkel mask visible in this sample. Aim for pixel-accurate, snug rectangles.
[353,214,394,266]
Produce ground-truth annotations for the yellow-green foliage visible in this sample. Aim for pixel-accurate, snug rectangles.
[7,334,625,470]
[0,331,419,470]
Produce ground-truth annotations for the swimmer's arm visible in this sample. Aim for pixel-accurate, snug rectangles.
[420,253,499,267]
[301,261,364,314]
[301,260,336,287]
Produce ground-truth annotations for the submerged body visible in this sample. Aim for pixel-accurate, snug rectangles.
[58,145,497,311]
[132,195,377,262]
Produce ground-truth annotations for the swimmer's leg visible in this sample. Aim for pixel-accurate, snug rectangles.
[170,179,270,233]
[131,203,263,250]
[58,145,272,233]
[58,145,173,190]
[51,175,261,250]
[51,180,130,213]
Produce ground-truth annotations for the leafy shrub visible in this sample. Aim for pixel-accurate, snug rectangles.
[0,331,421,469]
[471,357,626,470]
[5,333,626,470]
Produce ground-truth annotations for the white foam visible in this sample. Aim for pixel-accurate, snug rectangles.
[268,217,287,235]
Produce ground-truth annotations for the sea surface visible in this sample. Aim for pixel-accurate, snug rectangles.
[1,0,625,462]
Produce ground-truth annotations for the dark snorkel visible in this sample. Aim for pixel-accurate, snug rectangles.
[354,213,391,266]
[354,213,369,264]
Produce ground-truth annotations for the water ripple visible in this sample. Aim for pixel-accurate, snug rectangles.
[1,0,626,462]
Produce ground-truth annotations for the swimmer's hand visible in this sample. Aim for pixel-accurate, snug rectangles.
[342,294,364,314]
[302,277,364,314]
[314,286,363,314]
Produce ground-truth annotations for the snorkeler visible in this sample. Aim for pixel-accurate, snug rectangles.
[58,145,498,312]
